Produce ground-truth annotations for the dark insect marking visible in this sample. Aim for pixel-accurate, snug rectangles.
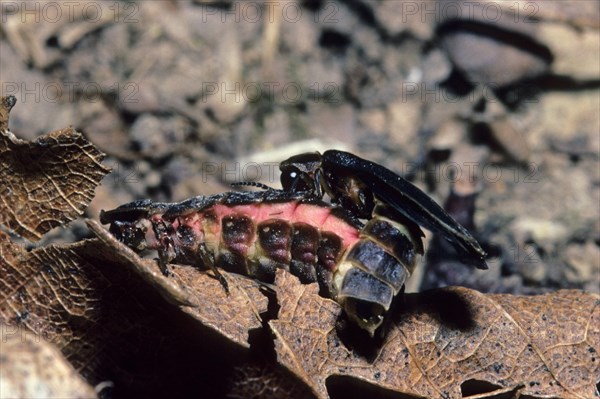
[202,209,218,224]
[176,224,197,248]
[290,223,320,263]
[218,214,255,274]
[317,232,343,271]
[290,223,320,284]
[258,219,292,263]
[216,250,248,275]
[221,214,255,247]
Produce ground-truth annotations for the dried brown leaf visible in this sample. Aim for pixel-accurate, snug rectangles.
[0,235,113,364]
[270,270,600,399]
[0,99,109,240]
[0,228,257,396]
[87,219,268,348]
[228,362,315,399]
[0,326,97,398]
[0,95,17,131]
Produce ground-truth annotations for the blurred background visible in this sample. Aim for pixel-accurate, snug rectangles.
[1,1,599,397]
[1,0,598,295]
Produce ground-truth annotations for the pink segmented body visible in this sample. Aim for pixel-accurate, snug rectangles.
[101,190,423,335]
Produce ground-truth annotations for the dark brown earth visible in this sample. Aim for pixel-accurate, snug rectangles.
[1,1,598,398]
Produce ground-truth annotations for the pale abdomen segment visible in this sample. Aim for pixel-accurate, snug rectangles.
[333,205,424,334]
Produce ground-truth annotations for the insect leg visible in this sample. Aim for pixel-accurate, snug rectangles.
[153,220,176,277]
[197,242,230,294]
[313,168,331,199]
[156,244,175,277]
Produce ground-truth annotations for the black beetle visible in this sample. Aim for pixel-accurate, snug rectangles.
[279,150,488,270]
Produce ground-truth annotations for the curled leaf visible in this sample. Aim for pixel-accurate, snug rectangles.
[0,95,17,130]
[0,96,109,240]
[0,127,109,240]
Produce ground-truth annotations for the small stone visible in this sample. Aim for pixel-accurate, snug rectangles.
[516,247,547,284]
[263,109,292,147]
[428,119,465,152]
[145,171,162,188]
[129,114,192,158]
[358,109,386,135]
[488,117,530,164]
[527,92,600,152]
[563,242,600,286]
[538,23,600,81]
[386,99,422,160]
[441,32,550,87]
[307,103,356,145]
[448,144,488,196]
[422,49,452,86]
[373,1,433,40]
[512,218,569,251]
